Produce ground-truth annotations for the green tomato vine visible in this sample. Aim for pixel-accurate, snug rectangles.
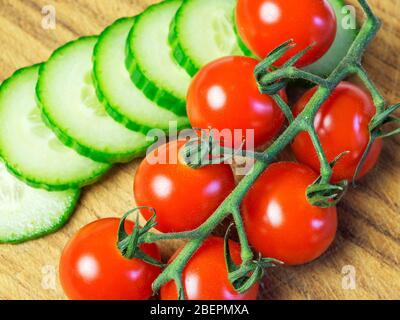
[117,0,399,300]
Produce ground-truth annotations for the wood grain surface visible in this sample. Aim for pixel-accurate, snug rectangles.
[0,0,399,300]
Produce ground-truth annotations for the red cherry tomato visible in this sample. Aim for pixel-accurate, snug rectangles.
[134,140,236,233]
[235,0,337,67]
[59,218,161,300]
[161,237,259,300]
[242,162,337,265]
[292,82,382,182]
[187,56,286,148]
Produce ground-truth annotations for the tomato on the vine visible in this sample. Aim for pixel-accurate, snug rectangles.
[59,218,161,300]
[292,82,383,182]
[134,140,236,233]
[161,237,259,300]
[187,56,286,148]
[235,0,337,67]
[242,162,337,266]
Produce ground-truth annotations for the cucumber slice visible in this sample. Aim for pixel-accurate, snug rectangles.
[126,0,191,116]
[0,161,79,244]
[169,0,243,76]
[0,66,110,191]
[304,0,358,77]
[93,17,189,133]
[37,36,150,164]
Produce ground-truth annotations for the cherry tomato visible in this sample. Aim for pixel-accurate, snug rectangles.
[161,237,259,300]
[292,82,383,182]
[134,140,236,233]
[59,218,161,300]
[187,56,286,148]
[242,162,337,265]
[235,0,337,67]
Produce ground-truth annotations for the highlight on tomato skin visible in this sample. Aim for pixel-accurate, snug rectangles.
[186,56,286,149]
[134,140,236,233]
[59,218,161,300]
[292,81,383,182]
[242,162,338,266]
[235,0,337,67]
[160,237,260,300]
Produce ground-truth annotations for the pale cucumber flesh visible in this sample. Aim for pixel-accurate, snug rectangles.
[0,66,110,191]
[128,0,191,104]
[37,37,150,163]
[0,161,79,243]
[170,0,243,74]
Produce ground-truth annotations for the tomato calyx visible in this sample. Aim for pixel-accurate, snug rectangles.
[255,40,318,94]
[354,103,400,183]
[117,207,164,267]
[224,225,282,294]
[369,103,400,138]
[255,40,294,95]
[306,152,350,208]
[255,40,327,124]
[180,128,240,168]
[307,180,349,208]
[180,128,268,169]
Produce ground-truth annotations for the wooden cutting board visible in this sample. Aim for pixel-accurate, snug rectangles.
[0,0,399,300]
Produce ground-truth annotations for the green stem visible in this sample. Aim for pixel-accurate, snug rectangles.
[261,67,332,88]
[355,65,385,113]
[140,229,199,243]
[137,0,384,299]
[152,118,303,293]
[231,206,253,263]
[240,150,269,162]
[272,94,294,123]
[307,127,333,183]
